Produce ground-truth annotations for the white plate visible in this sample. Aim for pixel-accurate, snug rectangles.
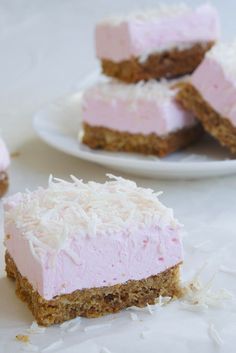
[33,72,236,179]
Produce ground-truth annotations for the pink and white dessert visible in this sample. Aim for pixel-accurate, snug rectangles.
[96,3,220,82]
[0,137,10,196]
[82,79,202,157]
[5,175,183,326]
[176,42,236,154]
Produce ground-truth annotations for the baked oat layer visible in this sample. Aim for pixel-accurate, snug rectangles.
[0,172,9,197]
[101,42,214,83]
[82,123,203,157]
[5,251,182,326]
[176,82,236,154]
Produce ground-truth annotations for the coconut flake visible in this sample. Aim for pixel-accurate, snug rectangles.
[27,321,46,334]
[60,317,81,330]
[140,329,152,339]
[22,343,39,352]
[208,323,224,346]
[192,240,211,249]
[41,339,63,352]
[130,312,139,321]
[182,264,234,310]
[156,295,172,306]
[219,265,236,276]
[100,347,112,353]
[84,323,111,332]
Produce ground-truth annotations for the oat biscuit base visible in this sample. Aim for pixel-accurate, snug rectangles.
[82,123,203,157]
[101,42,214,83]
[176,82,236,154]
[0,172,9,197]
[6,251,182,326]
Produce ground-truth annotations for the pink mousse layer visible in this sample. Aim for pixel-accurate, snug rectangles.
[5,223,183,300]
[191,57,236,127]
[82,84,196,136]
[0,138,10,172]
[96,4,220,62]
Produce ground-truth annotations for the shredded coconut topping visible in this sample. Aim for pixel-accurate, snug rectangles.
[208,323,224,346]
[207,42,236,78]
[83,79,181,104]
[98,3,189,25]
[4,175,179,260]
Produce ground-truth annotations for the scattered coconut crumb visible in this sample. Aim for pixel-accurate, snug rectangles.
[146,304,154,315]
[192,240,211,250]
[219,265,236,276]
[22,343,39,352]
[11,151,21,158]
[84,323,111,332]
[130,312,139,321]
[16,335,29,343]
[208,323,224,346]
[67,321,81,333]
[140,329,152,339]
[100,347,112,353]
[27,321,46,334]
[156,295,172,306]
[60,317,81,331]
[41,339,63,352]
[181,266,234,312]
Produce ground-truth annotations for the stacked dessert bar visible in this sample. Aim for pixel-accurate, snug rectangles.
[82,3,220,157]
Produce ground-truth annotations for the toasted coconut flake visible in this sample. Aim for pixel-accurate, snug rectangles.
[208,323,224,346]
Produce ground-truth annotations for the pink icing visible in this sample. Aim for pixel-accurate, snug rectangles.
[5,223,183,300]
[96,4,220,62]
[82,86,196,136]
[0,138,10,172]
[191,57,236,127]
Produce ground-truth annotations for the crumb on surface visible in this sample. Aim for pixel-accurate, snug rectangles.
[16,334,30,343]
[11,151,21,158]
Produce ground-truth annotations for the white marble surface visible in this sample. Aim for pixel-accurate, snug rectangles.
[0,1,236,352]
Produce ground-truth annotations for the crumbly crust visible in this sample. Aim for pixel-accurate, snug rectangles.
[82,123,203,157]
[176,82,236,154]
[5,251,182,326]
[101,42,214,83]
[0,172,9,197]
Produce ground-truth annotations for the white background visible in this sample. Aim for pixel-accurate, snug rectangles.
[0,1,236,352]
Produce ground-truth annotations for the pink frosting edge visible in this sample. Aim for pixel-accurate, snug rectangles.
[5,223,183,300]
[95,4,220,62]
[191,56,236,127]
[82,90,196,136]
[0,138,10,172]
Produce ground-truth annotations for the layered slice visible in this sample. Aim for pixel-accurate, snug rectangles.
[96,4,220,83]
[4,175,183,326]
[82,80,202,157]
[176,42,236,154]
[0,138,10,196]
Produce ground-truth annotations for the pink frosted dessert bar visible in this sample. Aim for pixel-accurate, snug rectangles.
[5,175,183,326]
[82,79,202,157]
[176,42,236,153]
[96,3,220,82]
[0,137,10,196]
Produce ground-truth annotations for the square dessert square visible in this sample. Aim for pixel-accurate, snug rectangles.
[96,4,220,83]
[82,80,203,157]
[176,42,236,154]
[4,175,183,326]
